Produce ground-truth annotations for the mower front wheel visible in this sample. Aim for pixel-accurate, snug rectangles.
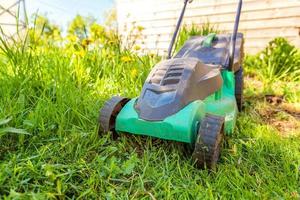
[192,114,224,169]
[98,96,130,136]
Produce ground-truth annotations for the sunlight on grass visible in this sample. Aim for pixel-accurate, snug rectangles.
[0,16,299,199]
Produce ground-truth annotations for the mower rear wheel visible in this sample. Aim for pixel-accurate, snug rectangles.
[235,67,244,111]
[192,114,224,169]
[98,96,130,135]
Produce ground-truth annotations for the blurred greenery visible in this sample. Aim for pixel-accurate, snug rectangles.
[244,38,300,85]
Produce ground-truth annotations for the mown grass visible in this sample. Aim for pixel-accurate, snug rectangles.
[0,25,299,199]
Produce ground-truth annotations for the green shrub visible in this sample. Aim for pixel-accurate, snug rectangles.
[245,38,300,83]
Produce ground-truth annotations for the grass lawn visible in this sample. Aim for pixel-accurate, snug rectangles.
[0,31,299,199]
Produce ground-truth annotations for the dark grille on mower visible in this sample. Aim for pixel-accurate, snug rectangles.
[135,57,224,121]
[149,63,184,86]
[161,67,184,86]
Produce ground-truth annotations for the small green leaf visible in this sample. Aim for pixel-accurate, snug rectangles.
[0,117,12,126]
[122,155,138,175]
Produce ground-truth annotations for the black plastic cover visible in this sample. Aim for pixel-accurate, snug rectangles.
[175,33,244,72]
[135,58,223,121]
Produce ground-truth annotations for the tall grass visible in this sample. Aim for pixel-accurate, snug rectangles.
[244,38,300,84]
[0,21,299,199]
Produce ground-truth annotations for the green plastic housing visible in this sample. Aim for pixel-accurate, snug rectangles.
[115,71,238,144]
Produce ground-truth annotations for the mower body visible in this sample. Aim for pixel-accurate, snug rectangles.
[115,33,244,144]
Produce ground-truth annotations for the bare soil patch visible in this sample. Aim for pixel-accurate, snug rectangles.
[257,97,300,136]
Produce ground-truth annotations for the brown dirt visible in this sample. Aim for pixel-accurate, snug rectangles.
[280,103,300,120]
[265,95,283,105]
[257,97,300,136]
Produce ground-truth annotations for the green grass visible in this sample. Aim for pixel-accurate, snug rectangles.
[0,29,299,199]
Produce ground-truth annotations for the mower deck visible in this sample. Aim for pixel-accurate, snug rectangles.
[115,70,237,144]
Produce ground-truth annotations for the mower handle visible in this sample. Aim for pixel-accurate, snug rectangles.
[167,0,243,66]
[167,0,192,59]
[228,0,243,71]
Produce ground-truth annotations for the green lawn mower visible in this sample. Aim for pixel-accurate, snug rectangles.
[99,0,244,168]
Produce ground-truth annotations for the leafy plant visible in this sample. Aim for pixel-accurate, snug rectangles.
[245,38,300,84]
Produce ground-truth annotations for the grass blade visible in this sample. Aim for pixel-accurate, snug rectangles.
[0,127,31,137]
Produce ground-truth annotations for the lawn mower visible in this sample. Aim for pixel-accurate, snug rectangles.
[99,0,244,168]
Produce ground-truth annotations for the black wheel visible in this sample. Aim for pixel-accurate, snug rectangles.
[98,96,130,135]
[235,67,244,111]
[192,114,224,169]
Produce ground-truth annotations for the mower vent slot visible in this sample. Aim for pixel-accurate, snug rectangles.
[161,77,180,85]
[169,67,184,71]
[165,72,182,78]
[161,67,183,86]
